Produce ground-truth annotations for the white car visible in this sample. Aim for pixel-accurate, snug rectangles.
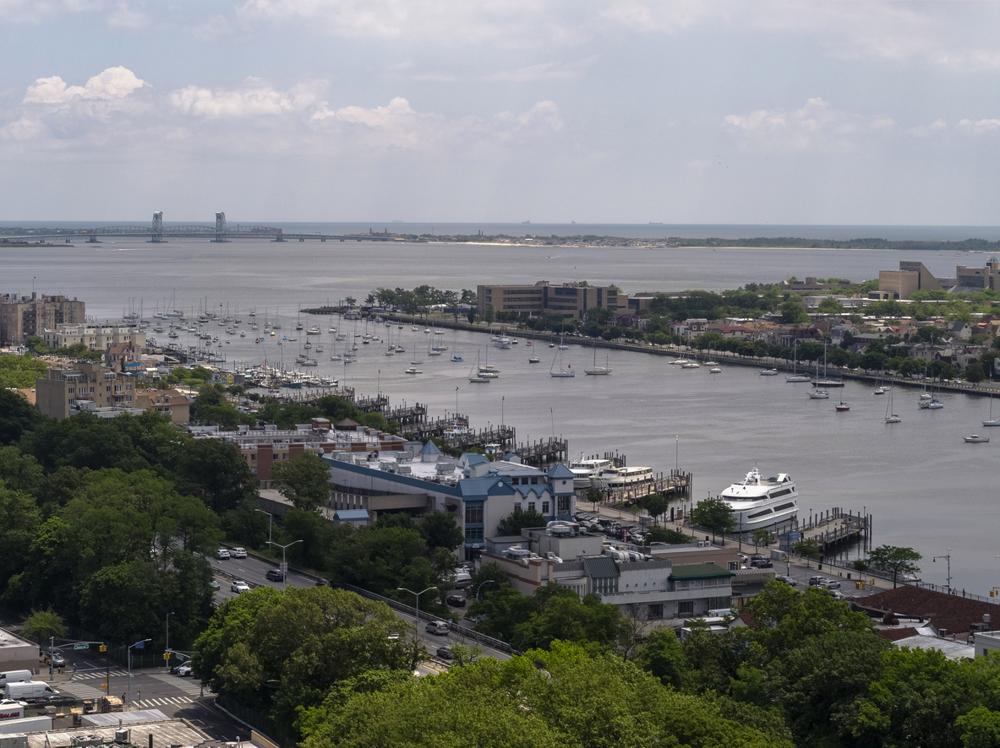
[231,580,251,594]
[174,663,193,677]
[215,548,231,560]
[231,547,247,559]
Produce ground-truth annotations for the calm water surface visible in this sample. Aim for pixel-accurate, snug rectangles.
[2,237,997,592]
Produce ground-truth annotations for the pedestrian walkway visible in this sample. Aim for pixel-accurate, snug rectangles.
[72,669,129,680]
[130,695,196,710]
[148,672,203,696]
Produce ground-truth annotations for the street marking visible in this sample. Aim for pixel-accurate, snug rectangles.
[133,696,192,709]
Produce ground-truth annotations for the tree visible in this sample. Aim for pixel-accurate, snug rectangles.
[271,453,331,512]
[645,526,692,544]
[495,507,547,536]
[780,296,809,324]
[817,297,843,314]
[21,609,66,644]
[752,529,774,551]
[172,438,257,513]
[690,497,734,540]
[0,389,39,445]
[792,538,820,559]
[868,545,921,588]
[417,511,464,550]
[633,628,689,688]
[638,492,669,524]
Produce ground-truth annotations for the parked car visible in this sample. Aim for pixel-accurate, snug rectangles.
[173,663,192,677]
[825,589,846,600]
[231,580,251,593]
[775,574,798,586]
[446,593,466,607]
[823,579,842,590]
[265,568,285,582]
[808,576,826,587]
[750,558,773,568]
[230,547,247,559]
[49,652,65,668]
[425,620,449,636]
[215,548,231,560]
[435,647,454,661]
[209,579,221,590]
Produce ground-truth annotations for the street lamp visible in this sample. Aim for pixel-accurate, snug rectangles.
[933,548,953,593]
[164,611,175,672]
[475,579,497,601]
[268,539,303,589]
[397,586,437,666]
[127,638,151,708]
[255,508,273,544]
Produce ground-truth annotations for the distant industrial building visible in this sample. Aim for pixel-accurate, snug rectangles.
[477,281,628,320]
[35,363,136,419]
[42,323,145,352]
[0,292,85,345]
[873,259,1000,299]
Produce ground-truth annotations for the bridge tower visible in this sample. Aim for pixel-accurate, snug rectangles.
[212,211,228,243]
[151,211,165,243]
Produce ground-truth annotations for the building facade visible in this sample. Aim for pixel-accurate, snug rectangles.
[35,363,136,419]
[477,281,628,320]
[43,323,145,352]
[0,293,86,345]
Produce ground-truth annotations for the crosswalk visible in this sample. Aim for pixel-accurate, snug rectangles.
[130,695,196,709]
[72,670,130,680]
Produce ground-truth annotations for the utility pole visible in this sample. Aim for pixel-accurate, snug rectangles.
[933,549,953,593]
[164,611,174,672]
[255,508,273,544]
[268,539,303,589]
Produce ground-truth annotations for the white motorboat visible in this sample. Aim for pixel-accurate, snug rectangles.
[965,434,990,443]
[709,366,722,374]
[919,397,944,410]
[704,361,719,366]
[719,467,799,530]
[569,458,614,489]
[681,362,701,369]
[593,465,654,490]
[760,368,779,376]
[528,356,541,364]
[405,367,422,375]
[670,359,689,366]
[809,389,830,399]
[873,386,887,395]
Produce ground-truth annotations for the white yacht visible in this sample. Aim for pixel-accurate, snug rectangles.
[719,467,799,530]
[569,458,614,489]
[593,465,654,490]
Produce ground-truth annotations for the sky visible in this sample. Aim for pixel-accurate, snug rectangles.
[4,0,1000,224]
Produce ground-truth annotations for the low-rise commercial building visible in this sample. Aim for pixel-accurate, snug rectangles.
[477,281,628,320]
[326,446,576,559]
[133,388,191,425]
[0,293,85,345]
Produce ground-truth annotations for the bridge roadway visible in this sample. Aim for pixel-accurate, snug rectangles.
[0,225,401,242]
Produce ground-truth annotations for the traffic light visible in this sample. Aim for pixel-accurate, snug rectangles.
[98,643,108,653]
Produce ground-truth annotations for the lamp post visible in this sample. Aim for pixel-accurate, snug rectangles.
[475,579,497,601]
[933,549,953,593]
[127,638,151,708]
[397,586,437,667]
[255,508,273,544]
[164,611,174,672]
[268,539,303,589]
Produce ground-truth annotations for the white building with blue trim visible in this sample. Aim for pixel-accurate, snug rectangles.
[325,443,576,559]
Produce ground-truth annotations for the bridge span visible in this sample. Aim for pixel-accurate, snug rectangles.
[0,211,403,244]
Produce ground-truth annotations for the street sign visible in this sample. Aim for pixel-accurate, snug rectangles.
[73,643,89,650]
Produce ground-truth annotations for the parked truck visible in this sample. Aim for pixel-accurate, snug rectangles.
[3,682,57,702]
[0,702,23,721]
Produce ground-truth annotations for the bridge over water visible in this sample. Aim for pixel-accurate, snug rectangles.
[0,211,402,244]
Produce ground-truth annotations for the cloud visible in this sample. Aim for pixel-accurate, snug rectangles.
[957,119,1000,136]
[601,0,717,33]
[24,66,146,105]
[909,119,948,138]
[106,1,149,28]
[169,79,326,118]
[724,97,894,151]
[0,117,45,141]
[489,58,595,82]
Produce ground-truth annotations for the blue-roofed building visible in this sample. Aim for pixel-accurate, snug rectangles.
[325,448,576,560]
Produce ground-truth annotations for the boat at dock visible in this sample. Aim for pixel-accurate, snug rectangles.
[569,458,614,489]
[965,434,990,443]
[592,465,654,490]
[719,467,799,530]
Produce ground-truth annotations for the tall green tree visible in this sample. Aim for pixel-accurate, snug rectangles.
[690,496,735,540]
[868,545,922,588]
[271,452,331,511]
[417,511,464,550]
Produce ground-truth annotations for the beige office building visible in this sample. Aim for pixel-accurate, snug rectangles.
[43,323,145,352]
[0,293,85,345]
[477,281,627,320]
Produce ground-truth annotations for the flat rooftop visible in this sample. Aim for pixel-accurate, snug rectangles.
[26,716,233,748]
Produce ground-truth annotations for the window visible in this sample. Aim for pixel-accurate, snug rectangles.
[465,504,483,524]
[647,604,663,620]
[558,496,570,512]
[542,501,550,514]
[528,501,536,512]
[678,601,694,616]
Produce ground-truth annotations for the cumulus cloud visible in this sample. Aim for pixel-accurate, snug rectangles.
[601,0,717,33]
[169,79,326,118]
[24,66,146,105]
[957,119,1000,136]
[724,97,893,151]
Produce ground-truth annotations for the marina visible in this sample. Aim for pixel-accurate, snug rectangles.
[5,237,1000,592]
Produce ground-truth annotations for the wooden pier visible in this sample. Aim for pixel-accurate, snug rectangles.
[772,507,871,555]
[602,469,692,505]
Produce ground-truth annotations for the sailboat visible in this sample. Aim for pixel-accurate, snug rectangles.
[786,341,811,382]
[983,383,1000,427]
[884,388,901,423]
[812,342,845,387]
[469,352,490,383]
[450,329,463,362]
[584,343,611,376]
[550,341,575,378]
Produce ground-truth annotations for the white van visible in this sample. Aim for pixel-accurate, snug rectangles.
[0,672,31,688]
[4,681,57,702]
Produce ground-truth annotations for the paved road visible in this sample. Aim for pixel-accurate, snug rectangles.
[209,553,511,663]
